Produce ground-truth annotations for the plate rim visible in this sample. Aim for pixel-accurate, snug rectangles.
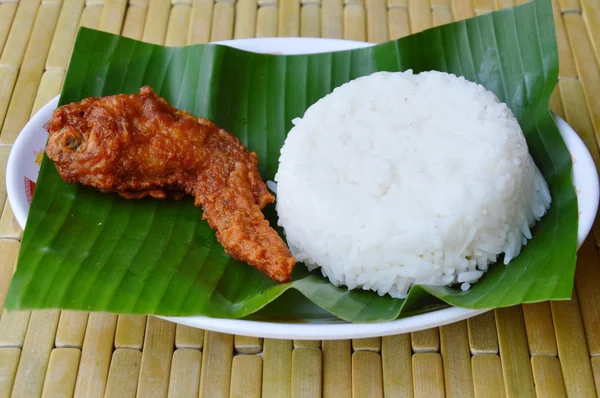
[6,37,599,339]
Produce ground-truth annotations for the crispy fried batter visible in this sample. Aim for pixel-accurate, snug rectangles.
[45,86,295,282]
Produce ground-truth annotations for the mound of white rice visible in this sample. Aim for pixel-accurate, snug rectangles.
[274,70,551,298]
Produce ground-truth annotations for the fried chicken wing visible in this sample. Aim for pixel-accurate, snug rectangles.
[45,86,295,282]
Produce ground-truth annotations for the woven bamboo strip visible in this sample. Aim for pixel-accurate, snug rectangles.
[432,6,452,26]
[234,336,262,354]
[31,69,64,116]
[0,150,7,212]
[494,306,535,398]
[11,310,60,398]
[471,354,506,398]
[430,0,450,7]
[46,0,85,70]
[343,4,366,41]
[41,348,81,398]
[0,202,21,240]
[0,66,18,130]
[79,4,102,29]
[188,0,214,44]
[467,311,498,354]
[582,0,600,64]
[551,0,578,78]
[279,0,301,36]
[0,3,60,145]
[234,0,258,39]
[558,0,580,11]
[166,4,192,46]
[408,0,431,33]
[114,315,146,349]
[522,302,558,356]
[176,324,204,349]
[262,339,292,398]
[593,357,600,392]
[73,313,118,398]
[292,347,322,398]
[0,165,8,219]
[551,293,598,396]
[137,317,176,398]
[322,339,351,398]
[494,0,514,8]
[0,347,20,397]
[87,0,105,5]
[352,351,383,398]
[0,3,17,56]
[381,334,413,397]
[450,0,474,20]
[122,5,147,39]
[549,86,565,118]
[294,340,321,348]
[0,310,30,348]
[173,0,192,4]
[386,0,405,6]
[0,0,41,67]
[168,349,202,398]
[474,0,494,8]
[0,239,17,309]
[574,238,600,356]
[55,311,89,348]
[142,0,170,44]
[440,321,474,398]
[365,0,388,42]
[411,328,440,353]
[259,0,277,7]
[530,356,568,398]
[98,0,127,34]
[387,8,409,39]
[387,0,407,7]
[412,353,444,398]
[321,0,342,38]
[104,349,142,398]
[210,2,234,41]
[129,0,149,5]
[592,360,600,395]
[301,4,321,37]
[256,5,278,37]
[199,331,234,398]
[353,337,381,352]
[474,0,493,14]
[230,355,262,398]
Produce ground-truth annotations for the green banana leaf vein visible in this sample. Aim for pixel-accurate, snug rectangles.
[5,0,577,322]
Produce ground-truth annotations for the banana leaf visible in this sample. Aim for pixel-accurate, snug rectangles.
[5,0,577,322]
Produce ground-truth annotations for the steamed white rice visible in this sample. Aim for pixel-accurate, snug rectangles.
[274,70,551,298]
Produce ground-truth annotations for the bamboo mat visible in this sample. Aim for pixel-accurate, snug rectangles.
[0,0,599,397]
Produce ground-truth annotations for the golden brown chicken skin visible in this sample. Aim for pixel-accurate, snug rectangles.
[45,86,295,283]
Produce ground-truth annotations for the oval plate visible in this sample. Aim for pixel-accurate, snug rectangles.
[6,38,599,339]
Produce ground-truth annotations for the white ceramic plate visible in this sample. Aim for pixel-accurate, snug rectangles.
[6,38,600,339]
